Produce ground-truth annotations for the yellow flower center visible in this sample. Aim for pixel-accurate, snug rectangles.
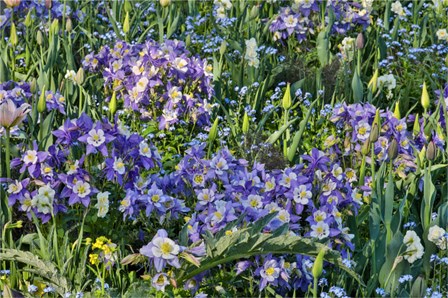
[160,242,173,255]
[152,195,160,202]
[358,127,367,135]
[266,267,275,276]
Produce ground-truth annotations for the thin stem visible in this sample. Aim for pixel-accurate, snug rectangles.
[5,128,11,178]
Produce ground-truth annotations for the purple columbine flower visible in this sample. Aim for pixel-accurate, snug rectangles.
[139,229,182,272]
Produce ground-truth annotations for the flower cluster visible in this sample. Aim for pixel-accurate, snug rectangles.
[83,39,213,130]
[6,113,164,222]
[269,0,370,42]
[428,225,448,250]
[245,38,260,68]
[89,236,118,269]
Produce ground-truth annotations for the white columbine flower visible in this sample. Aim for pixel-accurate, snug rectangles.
[436,29,448,42]
[136,77,149,93]
[310,222,330,239]
[86,129,106,147]
[73,181,91,198]
[293,185,311,205]
[139,142,152,158]
[23,150,38,164]
[173,58,188,73]
[151,237,180,260]
[113,157,126,175]
[168,86,182,103]
[7,180,22,194]
[96,191,110,218]
[391,1,405,16]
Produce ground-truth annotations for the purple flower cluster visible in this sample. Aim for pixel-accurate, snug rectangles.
[6,113,165,222]
[0,81,66,118]
[330,103,421,177]
[0,0,85,29]
[269,0,370,42]
[83,39,213,130]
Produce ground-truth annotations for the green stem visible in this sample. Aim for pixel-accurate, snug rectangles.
[5,128,11,178]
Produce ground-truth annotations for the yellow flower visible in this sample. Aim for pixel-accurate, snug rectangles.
[89,253,99,265]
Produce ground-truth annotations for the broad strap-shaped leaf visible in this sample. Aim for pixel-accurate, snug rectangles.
[0,249,71,296]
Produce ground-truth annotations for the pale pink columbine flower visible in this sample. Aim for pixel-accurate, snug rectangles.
[0,99,31,129]
[3,0,21,8]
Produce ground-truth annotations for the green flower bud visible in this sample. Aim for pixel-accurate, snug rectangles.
[361,138,371,155]
[30,78,37,94]
[413,114,420,136]
[282,83,291,110]
[160,0,171,7]
[109,91,117,116]
[242,112,249,134]
[393,101,400,119]
[37,85,46,113]
[426,140,436,161]
[10,22,18,46]
[208,117,219,143]
[65,17,73,32]
[25,9,33,27]
[421,81,430,111]
[369,123,379,143]
[356,32,365,49]
[368,69,379,93]
[75,67,84,85]
[388,138,398,160]
[312,248,326,279]
[219,41,227,56]
[123,12,130,34]
[37,30,43,45]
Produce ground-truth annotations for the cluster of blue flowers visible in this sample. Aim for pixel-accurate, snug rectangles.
[269,0,370,42]
[83,39,213,130]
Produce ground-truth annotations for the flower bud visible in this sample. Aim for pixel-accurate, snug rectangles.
[421,81,430,111]
[413,114,420,136]
[219,41,227,56]
[24,9,33,27]
[312,248,326,279]
[388,138,398,160]
[419,146,426,164]
[208,117,219,143]
[123,12,130,34]
[75,68,84,85]
[242,112,249,134]
[369,123,379,143]
[65,17,72,33]
[4,0,21,8]
[361,138,371,155]
[282,83,292,110]
[249,4,259,19]
[426,140,436,161]
[124,0,132,12]
[160,0,171,7]
[45,0,52,9]
[109,91,117,116]
[185,34,191,48]
[393,101,400,119]
[10,22,18,46]
[356,32,365,49]
[37,85,46,113]
[368,69,379,93]
[36,30,43,45]
[30,78,37,93]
